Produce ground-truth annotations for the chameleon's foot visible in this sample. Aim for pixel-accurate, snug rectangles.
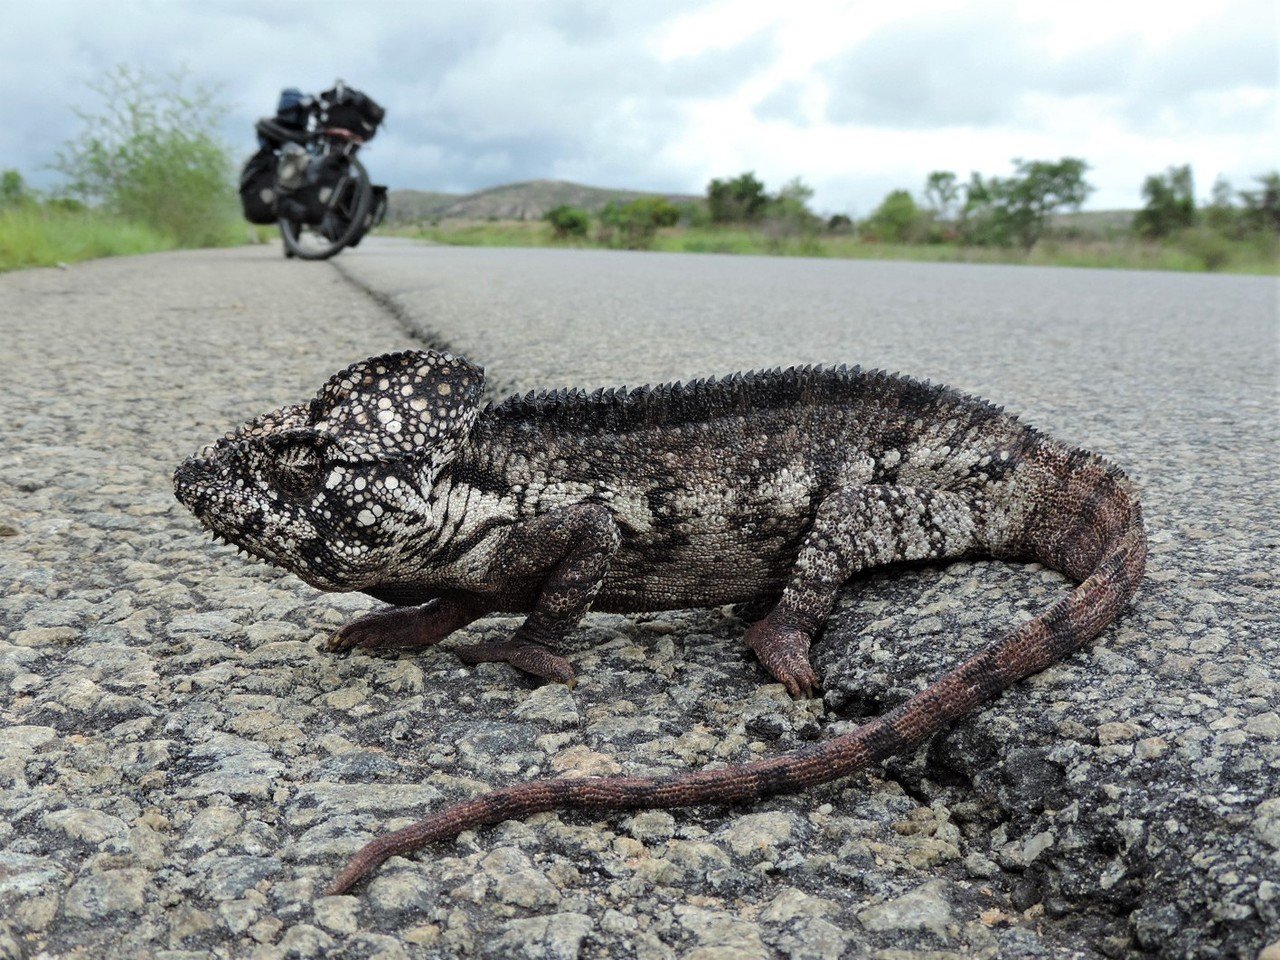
[454,639,576,686]
[744,617,822,699]
[327,597,485,653]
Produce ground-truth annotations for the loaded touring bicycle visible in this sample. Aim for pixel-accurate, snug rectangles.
[239,81,388,260]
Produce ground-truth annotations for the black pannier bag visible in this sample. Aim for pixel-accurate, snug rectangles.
[320,86,385,140]
[238,146,278,224]
[277,152,352,229]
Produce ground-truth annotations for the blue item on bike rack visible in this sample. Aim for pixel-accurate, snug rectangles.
[275,88,312,130]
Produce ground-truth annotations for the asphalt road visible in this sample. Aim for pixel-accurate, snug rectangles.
[338,238,1273,441]
[2,241,1277,959]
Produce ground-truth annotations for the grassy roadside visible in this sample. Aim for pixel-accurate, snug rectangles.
[0,206,276,273]
[386,220,1280,275]
[0,206,176,272]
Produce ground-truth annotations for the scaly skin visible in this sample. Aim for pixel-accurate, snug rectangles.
[173,349,1145,895]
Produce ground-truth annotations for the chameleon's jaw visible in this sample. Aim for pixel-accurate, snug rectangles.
[173,456,218,521]
[175,456,294,570]
[174,455,360,592]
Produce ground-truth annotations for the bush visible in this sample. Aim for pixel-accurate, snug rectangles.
[763,177,821,242]
[1241,172,1280,234]
[544,205,590,240]
[1175,228,1232,271]
[677,201,709,228]
[55,65,241,248]
[707,172,768,223]
[598,197,680,249]
[1,169,34,208]
[1133,165,1196,238]
[864,190,922,243]
[826,214,854,234]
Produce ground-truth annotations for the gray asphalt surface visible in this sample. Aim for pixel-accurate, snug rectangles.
[2,241,1277,959]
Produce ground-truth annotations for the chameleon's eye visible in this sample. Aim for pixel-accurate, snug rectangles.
[271,446,324,500]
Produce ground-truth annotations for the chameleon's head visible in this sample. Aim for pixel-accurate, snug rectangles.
[174,350,485,591]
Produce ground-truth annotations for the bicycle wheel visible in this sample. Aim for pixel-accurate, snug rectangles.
[279,156,373,260]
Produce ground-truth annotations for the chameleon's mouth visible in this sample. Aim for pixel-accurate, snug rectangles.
[173,457,215,516]
[173,458,277,565]
[174,457,350,590]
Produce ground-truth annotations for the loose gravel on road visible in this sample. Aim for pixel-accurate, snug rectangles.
[1,243,1277,959]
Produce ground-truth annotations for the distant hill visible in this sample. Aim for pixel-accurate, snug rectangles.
[387,190,462,222]
[387,179,702,224]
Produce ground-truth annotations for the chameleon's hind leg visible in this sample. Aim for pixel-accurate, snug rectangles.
[747,485,982,698]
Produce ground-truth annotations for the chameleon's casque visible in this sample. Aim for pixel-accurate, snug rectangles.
[174,349,1145,894]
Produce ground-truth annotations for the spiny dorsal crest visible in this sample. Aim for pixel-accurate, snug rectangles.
[307,350,485,460]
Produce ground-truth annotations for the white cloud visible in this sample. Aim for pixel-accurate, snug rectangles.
[1,0,1273,211]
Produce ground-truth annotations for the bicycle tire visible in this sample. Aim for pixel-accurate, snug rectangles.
[279,156,373,260]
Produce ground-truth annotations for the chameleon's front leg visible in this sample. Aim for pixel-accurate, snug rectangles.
[454,503,622,685]
[327,594,490,653]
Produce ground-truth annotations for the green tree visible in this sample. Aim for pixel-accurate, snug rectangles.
[1241,172,1280,234]
[544,205,590,240]
[55,65,240,247]
[707,172,768,223]
[864,189,922,243]
[962,158,1092,249]
[1203,175,1239,235]
[1,169,31,207]
[766,177,819,230]
[923,171,959,222]
[1133,164,1196,238]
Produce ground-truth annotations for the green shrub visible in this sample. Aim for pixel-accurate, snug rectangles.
[1241,172,1280,234]
[1175,228,1232,271]
[1,169,34,208]
[707,172,768,223]
[763,178,821,246]
[55,65,241,248]
[598,197,680,249]
[826,214,854,234]
[1133,165,1197,238]
[544,205,590,239]
[863,190,922,243]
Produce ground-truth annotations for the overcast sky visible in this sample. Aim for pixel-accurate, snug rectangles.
[3,0,1275,214]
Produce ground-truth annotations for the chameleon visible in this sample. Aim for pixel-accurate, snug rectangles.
[172,349,1146,895]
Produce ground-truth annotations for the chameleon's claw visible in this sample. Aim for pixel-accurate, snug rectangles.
[327,606,426,652]
[744,618,823,700]
[782,662,823,700]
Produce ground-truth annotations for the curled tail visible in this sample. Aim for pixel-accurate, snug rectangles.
[328,444,1146,895]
